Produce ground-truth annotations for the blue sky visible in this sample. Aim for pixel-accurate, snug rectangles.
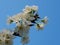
[0,0,60,45]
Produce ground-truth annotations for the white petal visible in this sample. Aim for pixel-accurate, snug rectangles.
[32,5,38,11]
[41,16,48,24]
[36,23,45,30]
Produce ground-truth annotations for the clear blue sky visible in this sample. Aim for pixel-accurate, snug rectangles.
[0,0,60,45]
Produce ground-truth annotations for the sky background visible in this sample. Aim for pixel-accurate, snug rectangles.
[0,0,60,45]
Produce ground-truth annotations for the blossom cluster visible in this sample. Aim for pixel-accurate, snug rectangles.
[0,5,48,45]
[0,29,14,45]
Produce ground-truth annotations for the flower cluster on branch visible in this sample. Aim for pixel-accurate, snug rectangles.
[0,5,48,45]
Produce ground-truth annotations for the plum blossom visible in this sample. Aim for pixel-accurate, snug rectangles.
[23,5,38,13]
[36,23,45,30]
[0,29,15,45]
[6,5,48,45]
[41,16,48,24]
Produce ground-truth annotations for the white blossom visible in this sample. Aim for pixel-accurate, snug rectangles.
[21,36,29,45]
[7,16,13,24]
[23,5,32,13]
[41,16,48,24]
[23,5,38,13]
[31,5,38,11]
[36,23,45,30]
[7,13,31,24]
[0,29,14,45]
